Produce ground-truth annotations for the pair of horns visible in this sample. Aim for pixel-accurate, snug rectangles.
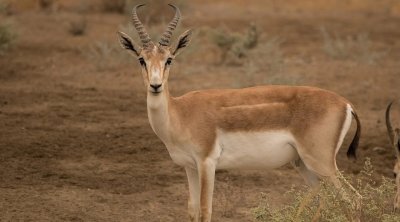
[386,101,400,155]
[132,4,180,48]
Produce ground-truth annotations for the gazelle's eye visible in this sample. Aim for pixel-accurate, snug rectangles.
[165,58,172,66]
[139,58,146,67]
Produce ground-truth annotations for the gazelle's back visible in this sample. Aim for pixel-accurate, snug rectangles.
[172,85,350,132]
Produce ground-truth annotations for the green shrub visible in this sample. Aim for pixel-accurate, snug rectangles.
[0,23,14,54]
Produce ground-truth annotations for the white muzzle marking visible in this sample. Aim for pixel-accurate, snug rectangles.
[150,66,162,85]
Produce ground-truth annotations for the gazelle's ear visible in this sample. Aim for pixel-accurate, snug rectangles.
[172,29,193,56]
[117,31,141,57]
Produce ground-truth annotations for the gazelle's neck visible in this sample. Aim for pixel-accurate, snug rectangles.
[147,84,172,143]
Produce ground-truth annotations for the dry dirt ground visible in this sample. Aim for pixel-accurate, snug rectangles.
[1,0,400,221]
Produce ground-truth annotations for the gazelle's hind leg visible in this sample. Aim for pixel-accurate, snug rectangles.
[294,104,361,220]
[296,141,362,221]
[297,146,362,222]
[297,156,361,221]
[291,158,319,186]
[291,158,324,220]
[327,171,362,222]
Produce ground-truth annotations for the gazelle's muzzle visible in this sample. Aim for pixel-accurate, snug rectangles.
[150,84,162,94]
[148,66,164,94]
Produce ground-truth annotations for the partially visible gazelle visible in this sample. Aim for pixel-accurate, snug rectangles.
[118,4,362,222]
[386,101,400,210]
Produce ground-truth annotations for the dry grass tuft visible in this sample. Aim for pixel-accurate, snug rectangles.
[81,41,129,71]
[253,158,400,222]
[320,27,387,64]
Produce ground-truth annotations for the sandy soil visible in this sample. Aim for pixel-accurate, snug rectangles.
[1,0,400,221]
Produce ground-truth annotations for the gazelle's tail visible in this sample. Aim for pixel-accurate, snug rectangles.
[347,110,361,159]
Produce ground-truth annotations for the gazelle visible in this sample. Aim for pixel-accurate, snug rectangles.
[386,101,400,210]
[118,4,362,222]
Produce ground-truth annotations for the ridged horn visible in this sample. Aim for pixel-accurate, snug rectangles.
[386,101,395,144]
[132,4,152,47]
[159,4,181,46]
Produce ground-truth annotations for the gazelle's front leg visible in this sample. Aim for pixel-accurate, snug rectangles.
[198,158,217,222]
[185,167,200,222]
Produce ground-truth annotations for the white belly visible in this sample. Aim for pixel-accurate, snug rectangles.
[216,130,299,170]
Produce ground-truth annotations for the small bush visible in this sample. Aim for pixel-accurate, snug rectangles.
[68,18,87,36]
[211,24,259,64]
[253,158,400,222]
[320,27,387,64]
[101,0,126,13]
[0,23,14,54]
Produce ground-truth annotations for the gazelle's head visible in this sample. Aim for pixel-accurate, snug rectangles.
[118,4,192,95]
[385,101,400,210]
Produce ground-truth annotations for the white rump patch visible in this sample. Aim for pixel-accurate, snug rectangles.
[335,104,353,155]
[333,104,353,169]
[215,130,299,170]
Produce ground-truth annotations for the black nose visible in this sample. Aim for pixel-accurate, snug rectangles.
[150,84,162,91]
